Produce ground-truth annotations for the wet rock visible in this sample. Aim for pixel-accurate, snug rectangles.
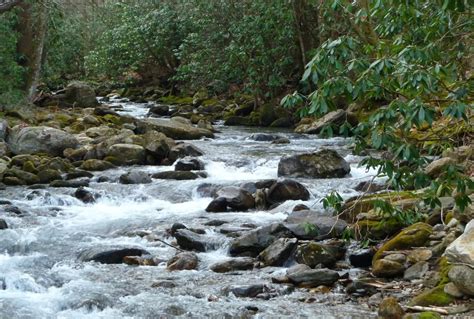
[266,179,310,204]
[349,248,375,268]
[170,223,187,235]
[74,187,96,203]
[227,284,265,298]
[377,296,404,319]
[271,137,291,144]
[138,118,214,140]
[142,131,174,163]
[345,278,379,296]
[210,257,255,273]
[175,157,205,171]
[373,222,433,263]
[229,223,293,257]
[372,259,405,278]
[166,252,198,271]
[258,238,297,266]
[0,219,7,229]
[444,219,474,266]
[123,255,159,266]
[174,229,209,252]
[50,179,89,188]
[295,110,358,135]
[152,171,199,180]
[293,204,310,212]
[248,133,282,141]
[37,169,62,184]
[287,268,339,288]
[80,159,115,171]
[448,265,474,296]
[3,168,40,185]
[295,241,346,268]
[107,144,146,165]
[7,126,78,156]
[119,171,152,184]
[204,219,227,227]
[206,186,255,212]
[196,183,220,198]
[78,247,149,264]
[168,143,204,162]
[278,149,350,178]
[404,261,429,280]
[149,104,169,116]
[284,210,347,240]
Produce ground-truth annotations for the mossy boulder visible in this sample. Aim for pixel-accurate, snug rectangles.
[38,169,62,183]
[106,144,146,165]
[373,222,433,264]
[22,160,38,174]
[159,95,193,105]
[4,168,39,185]
[372,259,405,277]
[80,159,115,171]
[295,242,345,268]
[409,284,454,307]
[377,296,405,319]
[224,116,256,126]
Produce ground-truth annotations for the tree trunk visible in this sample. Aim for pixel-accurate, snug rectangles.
[16,0,48,101]
[0,0,22,13]
[292,0,320,70]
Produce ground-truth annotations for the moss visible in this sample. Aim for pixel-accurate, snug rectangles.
[437,256,452,286]
[103,156,123,166]
[69,122,86,133]
[373,222,432,263]
[409,285,454,307]
[22,161,38,174]
[404,312,441,319]
[103,114,123,126]
[201,98,219,106]
[54,113,74,127]
[354,217,403,240]
[444,211,454,224]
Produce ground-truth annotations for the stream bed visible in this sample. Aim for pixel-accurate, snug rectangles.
[0,99,379,318]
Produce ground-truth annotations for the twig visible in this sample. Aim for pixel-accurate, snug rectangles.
[155,238,183,252]
[404,306,449,315]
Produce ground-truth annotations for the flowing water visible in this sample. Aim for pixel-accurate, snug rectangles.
[0,99,379,318]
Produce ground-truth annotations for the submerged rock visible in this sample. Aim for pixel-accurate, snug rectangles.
[206,186,255,212]
[278,149,350,178]
[152,171,199,180]
[167,252,198,271]
[210,257,255,273]
[74,187,96,203]
[0,219,7,229]
[78,247,149,264]
[119,171,152,184]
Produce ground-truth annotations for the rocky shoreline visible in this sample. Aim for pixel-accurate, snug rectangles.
[0,82,473,318]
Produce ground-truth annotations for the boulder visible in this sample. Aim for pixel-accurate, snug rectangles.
[278,149,350,178]
[74,187,96,203]
[3,168,40,185]
[142,130,174,163]
[295,241,346,268]
[138,118,214,140]
[425,157,456,178]
[174,229,210,252]
[175,157,205,171]
[7,126,78,157]
[148,104,169,116]
[168,143,204,162]
[444,219,474,266]
[266,179,310,205]
[448,265,474,296]
[284,210,347,240]
[210,257,255,273]
[287,268,340,288]
[295,110,358,134]
[206,186,255,212]
[248,133,282,142]
[50,179,89,188]
[107,144,146,165]
[119,171,152,184]
[78,247,148,264]
[64,81,97,107]
[167,252,198,271]
[152,171,199,180]
[258,238,297,266]
[229,223,293,257]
